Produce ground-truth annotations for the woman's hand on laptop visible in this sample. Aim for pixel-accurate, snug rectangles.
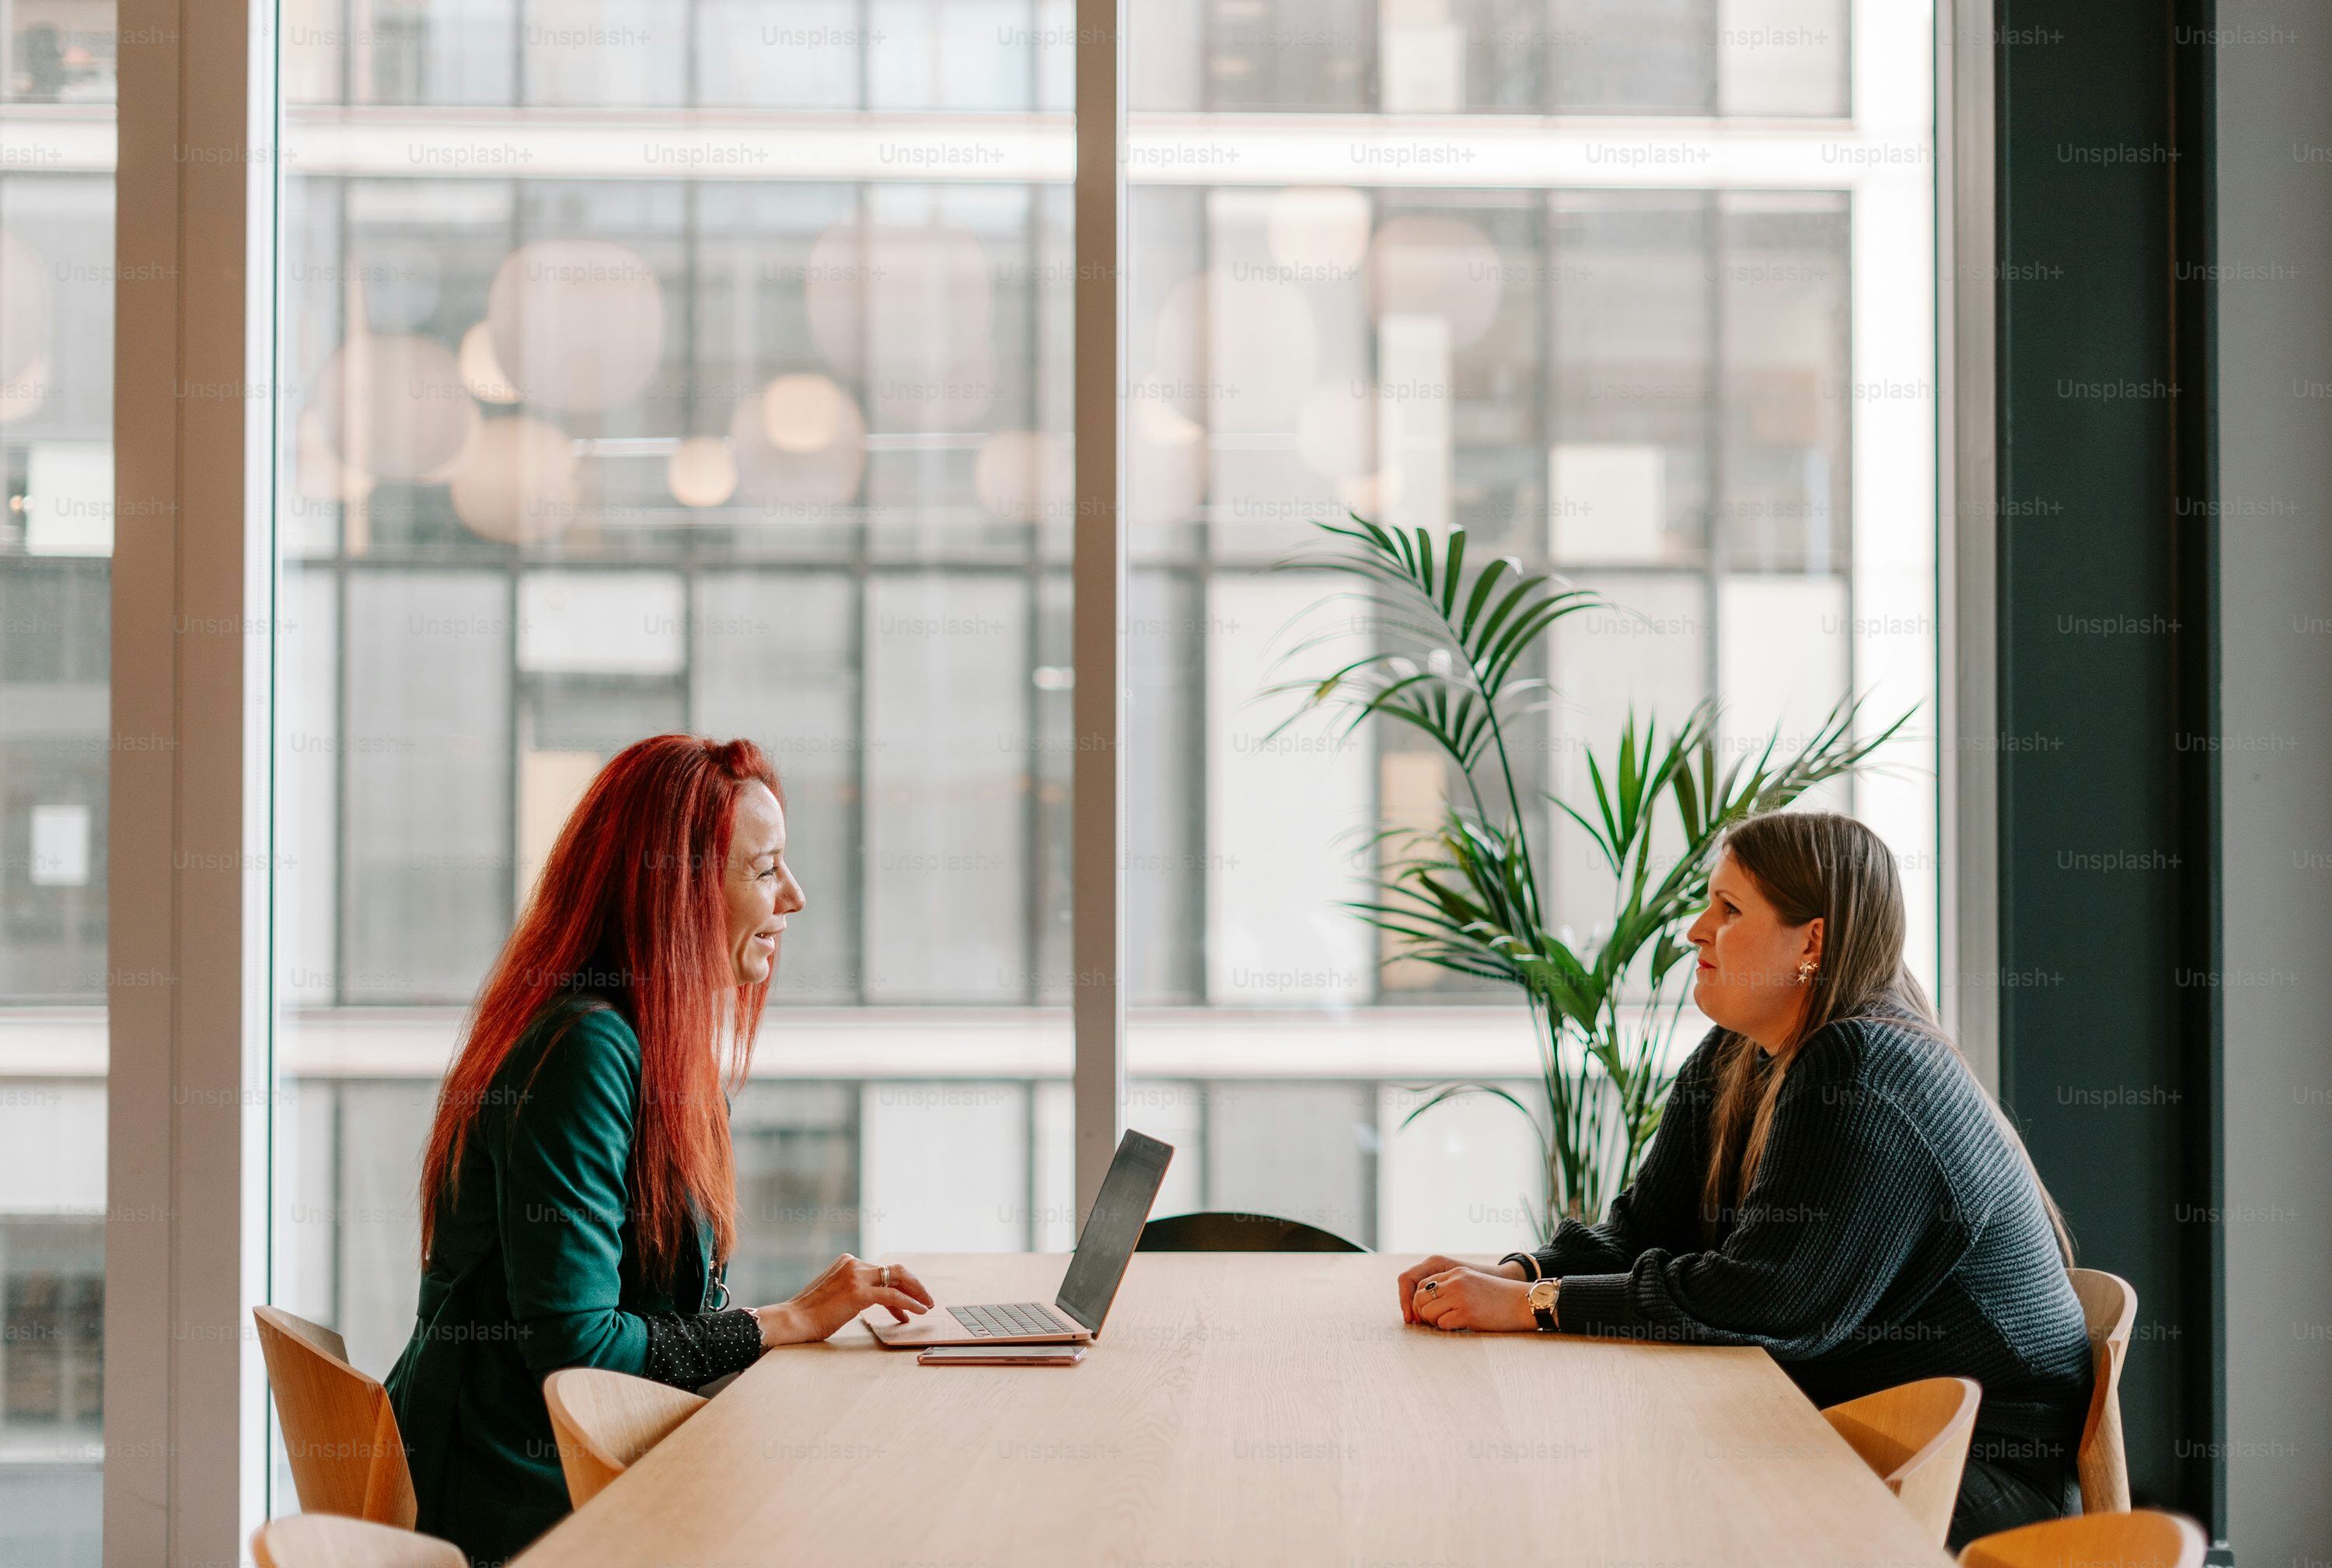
[1395,1255,1528,1325]
[755,1253,936,1346]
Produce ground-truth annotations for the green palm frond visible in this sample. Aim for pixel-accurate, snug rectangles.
[1273,513,1918,1229]
[1265,517,1600,843]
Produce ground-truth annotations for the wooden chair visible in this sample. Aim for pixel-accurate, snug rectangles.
[1957,1509,2206,1568]
[251,1514,466,1568]
[2068,1268,2137,1513]
[542,1367,708,1509]
[253,1305,417,1528]
[1137,1212,1367,1253]
[1820,1376,1982,1545]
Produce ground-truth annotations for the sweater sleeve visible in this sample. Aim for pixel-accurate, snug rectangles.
[641,1308,763,1389]
[1554,1036,1967,1359]
[1529,1028,1719,1278]
[497,1010,655,1378]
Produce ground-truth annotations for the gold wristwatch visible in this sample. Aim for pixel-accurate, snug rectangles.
[1527,1278,1559,1332]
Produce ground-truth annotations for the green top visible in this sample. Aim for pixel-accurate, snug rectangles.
[386,996,714,1568]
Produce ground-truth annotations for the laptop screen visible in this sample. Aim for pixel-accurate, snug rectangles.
[1053,1130,1174,1334]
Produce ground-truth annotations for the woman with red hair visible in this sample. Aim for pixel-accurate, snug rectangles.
[385,735,930,1566]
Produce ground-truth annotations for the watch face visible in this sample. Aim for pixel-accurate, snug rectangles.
[1529,1280,1559,1310]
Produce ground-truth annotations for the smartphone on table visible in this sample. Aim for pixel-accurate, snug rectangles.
[916,1343,1086,1367]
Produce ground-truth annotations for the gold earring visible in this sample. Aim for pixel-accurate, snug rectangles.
[1797,961,1817,983]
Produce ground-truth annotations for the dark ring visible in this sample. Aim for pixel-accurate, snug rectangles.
[1424,1279,1439,1293]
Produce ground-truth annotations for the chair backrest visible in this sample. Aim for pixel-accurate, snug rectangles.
[542,1367,708,1510]
[1136,1211,1367,1253]
[1957,1509,2206,1568]
[2068,1267,2137,1513]
[1820,1376,1982,1545]
[251,1514,466,1568]
[253,1306,417,1529]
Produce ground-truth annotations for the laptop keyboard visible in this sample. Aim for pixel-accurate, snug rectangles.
[949,1301,1072,1337]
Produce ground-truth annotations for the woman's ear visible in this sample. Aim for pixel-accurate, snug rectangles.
[1801,916,1825,969]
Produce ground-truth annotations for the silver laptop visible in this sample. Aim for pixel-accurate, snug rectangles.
[868,1130,1173,1347]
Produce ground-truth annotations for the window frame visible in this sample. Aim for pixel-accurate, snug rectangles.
[1938,0,2000,1088]
[106,0,276,1558]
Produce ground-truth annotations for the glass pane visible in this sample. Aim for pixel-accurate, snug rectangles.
[1551,0,1716,113]
[0,7,113,1558]
[1124,2,1932,1249]
[1716,193,1849,573]
[1552,193,1712,566]
[1718,0,1848,117]
[1129,0,1843,115]
[267,8,1072,1535]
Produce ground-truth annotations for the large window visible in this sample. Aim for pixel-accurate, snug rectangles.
[0,0,115,1559]
[1117,3,1935,1247]
[266,15,1084,1402]
[15,0,1938,1552]
[248,2,1936,1427]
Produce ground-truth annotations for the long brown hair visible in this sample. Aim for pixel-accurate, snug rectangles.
[1697,810,2072,1261]
[419,735,778,1286]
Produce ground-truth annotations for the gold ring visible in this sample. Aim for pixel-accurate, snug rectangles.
[1423,1279,1439,1293]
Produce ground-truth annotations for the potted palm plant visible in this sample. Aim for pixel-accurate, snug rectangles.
[1271,515,1911,1238]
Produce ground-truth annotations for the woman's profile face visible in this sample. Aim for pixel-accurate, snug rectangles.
[724,781,805,987]
[1684,850,1821,1047]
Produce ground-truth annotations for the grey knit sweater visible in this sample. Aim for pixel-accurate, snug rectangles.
[1534,1018,2093,1481]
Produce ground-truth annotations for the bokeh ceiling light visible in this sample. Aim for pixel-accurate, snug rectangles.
[1126,366,1206,530]
[292,406,376,505]
[667,435,738,508]
[486,239,665,415]
[1130,378,1206,449]
[448,415,581,545]
[805,218,997,430]
[1266,187,1372,274]
[1368,215,1504,347]
[416,418,482,486]
[459,321,522,404]
[760,373,850,453]
[973,430,1072,524]
[730,381,865,515]
[313,332,478,480]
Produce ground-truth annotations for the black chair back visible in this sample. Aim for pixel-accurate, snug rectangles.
[1137,1211,1367,1253]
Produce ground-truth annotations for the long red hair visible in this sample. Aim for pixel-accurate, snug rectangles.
[418,735,778,1286]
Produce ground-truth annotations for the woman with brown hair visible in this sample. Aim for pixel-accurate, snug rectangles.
[1395,809,2093,1549]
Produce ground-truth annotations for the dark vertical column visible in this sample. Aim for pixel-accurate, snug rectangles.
[1993,0,2222,1535]
[2166,0,2226,1540]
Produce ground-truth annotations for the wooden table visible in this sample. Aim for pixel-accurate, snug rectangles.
[515,1252,1953,1568]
